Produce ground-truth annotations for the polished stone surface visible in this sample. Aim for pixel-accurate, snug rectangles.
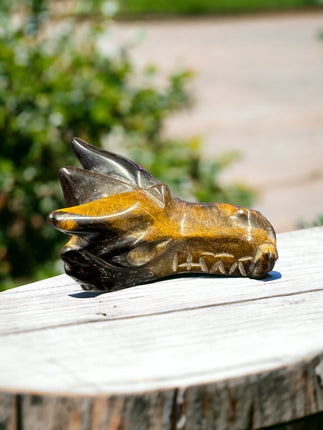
[48,138,278,291]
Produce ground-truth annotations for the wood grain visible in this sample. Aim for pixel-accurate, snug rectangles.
[0,227,323,429]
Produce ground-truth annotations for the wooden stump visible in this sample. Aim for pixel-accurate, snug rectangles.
[1,227,323,430]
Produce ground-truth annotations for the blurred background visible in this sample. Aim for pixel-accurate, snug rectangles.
[0,0,322,290]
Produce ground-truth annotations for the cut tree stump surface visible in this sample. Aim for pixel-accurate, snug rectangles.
[1,227,323,430]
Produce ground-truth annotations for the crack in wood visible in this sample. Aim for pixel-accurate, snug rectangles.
[2,288,323,337]
[15,394,23,430]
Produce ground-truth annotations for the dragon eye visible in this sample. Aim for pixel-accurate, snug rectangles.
[235,209,248,218]
[230,209,249,227]
[231,209,276,242]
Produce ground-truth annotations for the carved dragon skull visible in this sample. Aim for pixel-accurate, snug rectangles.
[48,138,278,292]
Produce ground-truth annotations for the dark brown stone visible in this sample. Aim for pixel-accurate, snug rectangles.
[48,138,278,291]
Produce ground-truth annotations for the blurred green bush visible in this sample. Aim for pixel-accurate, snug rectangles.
[118,0,322,16]
[299,214,323,229]
[0,1,255,290]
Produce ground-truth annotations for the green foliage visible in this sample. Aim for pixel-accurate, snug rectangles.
[0,2,255,290]
[299,214,323,229]
[118,0,322,16]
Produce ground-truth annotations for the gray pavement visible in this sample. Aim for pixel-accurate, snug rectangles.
[114,12,323,232]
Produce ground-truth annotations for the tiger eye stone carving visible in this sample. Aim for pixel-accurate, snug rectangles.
[48,138,278,292]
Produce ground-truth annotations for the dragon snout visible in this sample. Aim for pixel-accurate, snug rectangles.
[229,207,278,277]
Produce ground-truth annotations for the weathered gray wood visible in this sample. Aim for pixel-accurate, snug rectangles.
[0,227,323,430]
[0,392,16,430]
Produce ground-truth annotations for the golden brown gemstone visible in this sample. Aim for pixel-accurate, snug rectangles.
[48,138,278,292]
